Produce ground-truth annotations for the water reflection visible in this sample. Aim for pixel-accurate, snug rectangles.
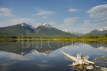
[0,41,73,54]
[0,41,107,71]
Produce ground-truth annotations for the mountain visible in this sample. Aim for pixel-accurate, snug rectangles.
[88,27,107,35]
[33,23,74,37]
[0,23,35,36]
[0,23,74,37]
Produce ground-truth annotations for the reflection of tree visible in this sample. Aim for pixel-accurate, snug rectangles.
[82,42,107,48]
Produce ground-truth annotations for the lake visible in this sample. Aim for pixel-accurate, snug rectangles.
[0,41,107,71]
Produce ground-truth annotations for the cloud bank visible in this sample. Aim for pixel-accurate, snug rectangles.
[88,4,107,25]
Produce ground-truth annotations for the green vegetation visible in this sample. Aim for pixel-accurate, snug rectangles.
[77,34,107,44]
[0,34,107,44]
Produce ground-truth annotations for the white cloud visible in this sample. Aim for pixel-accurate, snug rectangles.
[41,16,48,19]
[82,20,95,32]
[0,18,33,27]
[65,19,95,33]
[68,8,77,12]
[83,20,91,25]
[64,17,78,24]
[0,8,14,16]
[88,4,107,25]
[35,10,55,16]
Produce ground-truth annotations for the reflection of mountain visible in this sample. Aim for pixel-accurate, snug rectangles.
[0,41,72,55]
[0,23,74,37]
[0,51,28,62]
[48,42,107,58]
[0,42,107,71]
[0,41,107,56]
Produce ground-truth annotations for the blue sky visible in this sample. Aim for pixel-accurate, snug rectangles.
[0,0,107,33]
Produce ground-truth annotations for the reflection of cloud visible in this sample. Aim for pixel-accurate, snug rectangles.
[0,8,14,16]
[88,4,107,25]
[0,51,29,61]
[0,51,30,71]
[98,47,107,50]
[41,60,48,63]
[37,64,54,68]
[0,63,9,71]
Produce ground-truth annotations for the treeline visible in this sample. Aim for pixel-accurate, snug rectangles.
[0,34,107,43]
[77,34,107,43]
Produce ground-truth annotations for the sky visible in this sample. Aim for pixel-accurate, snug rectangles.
[0,0,107,33]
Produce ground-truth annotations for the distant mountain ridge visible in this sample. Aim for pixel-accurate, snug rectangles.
[0,23,35,36]
[0,23,75,37]
[88,27,107,35]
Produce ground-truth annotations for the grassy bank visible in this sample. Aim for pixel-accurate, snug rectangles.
[0,35,107,44]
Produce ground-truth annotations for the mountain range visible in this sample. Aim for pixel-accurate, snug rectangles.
[88,28,107,35]
[0,23,107,37]
[0,23,75,37]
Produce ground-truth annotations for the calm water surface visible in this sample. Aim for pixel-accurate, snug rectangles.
[0,41,107,71]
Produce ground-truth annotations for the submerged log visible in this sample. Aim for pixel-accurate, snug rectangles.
[61,51,107,71]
